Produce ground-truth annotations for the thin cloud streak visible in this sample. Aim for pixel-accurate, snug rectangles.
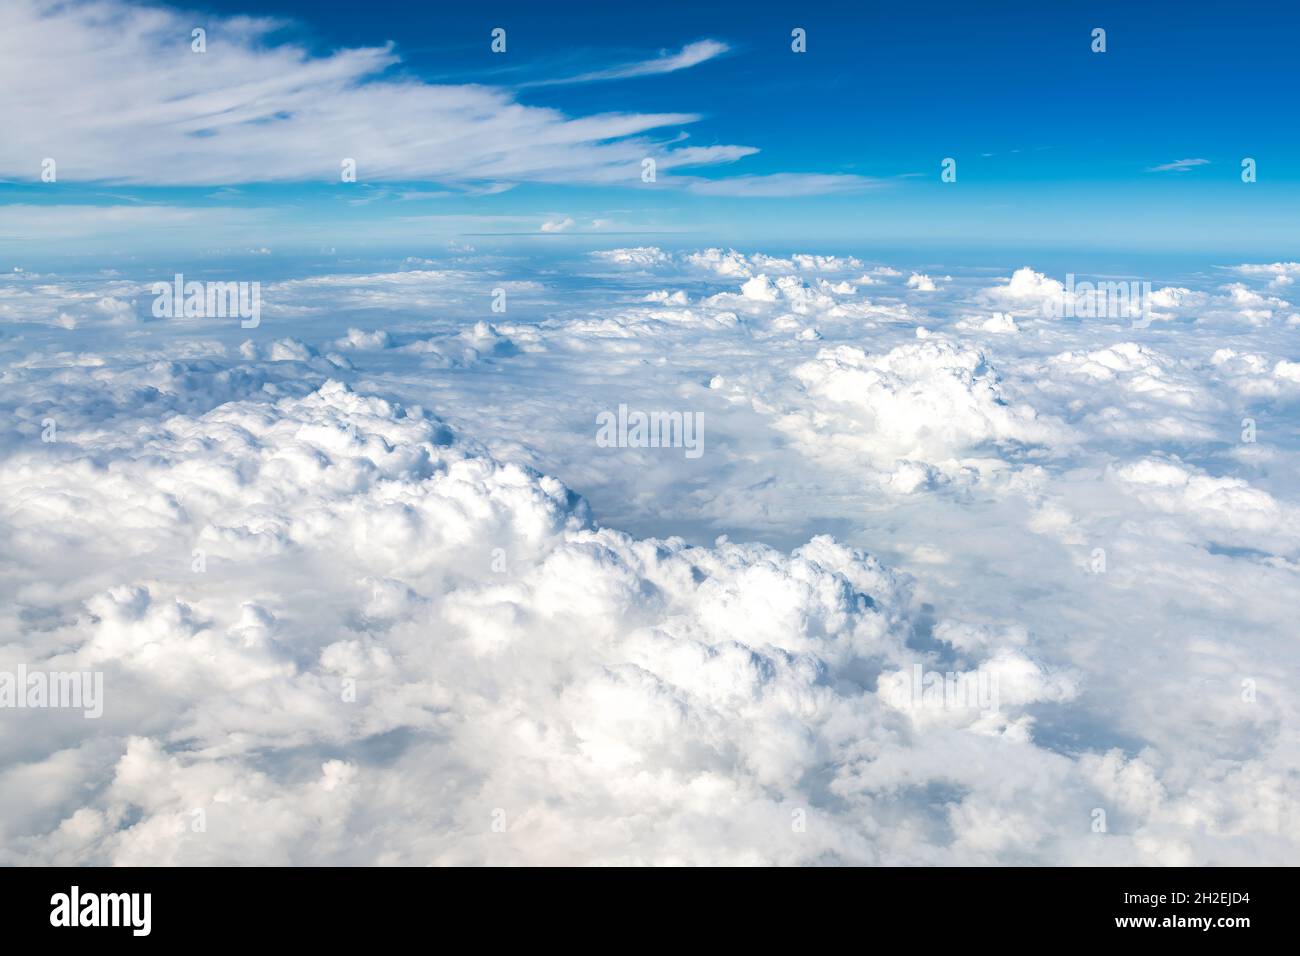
[1146,158,1211,172]
[522,40,730,87]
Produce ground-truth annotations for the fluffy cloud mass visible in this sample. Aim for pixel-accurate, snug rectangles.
[766,337,1067,491]
[1,247,1297,864]
[0,377,1072,864]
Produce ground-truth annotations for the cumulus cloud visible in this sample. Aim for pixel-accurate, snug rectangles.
[759,336,1068,491]
[980,267,1067,316]
[597,247,867,279]
[1230,262,1298,294]
[0,376,1109,864]
[954,312,1018,334]
[1214,283,1292,325]
[978,268,1250,326]
[1232,263,1300,278]
[592,247,674,269]
[3,246,1298,866]
[1109,457,1300,549]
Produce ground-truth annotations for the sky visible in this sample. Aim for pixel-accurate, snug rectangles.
[2,0,1299,259]
[1,0,1298,867]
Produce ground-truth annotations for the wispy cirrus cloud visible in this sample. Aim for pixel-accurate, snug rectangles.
[0,2,744,189]
[687,173,887,197]
[523,39,730,87]
[1146,158,1211,173]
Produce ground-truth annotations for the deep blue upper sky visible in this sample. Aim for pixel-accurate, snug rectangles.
[152,0,1298,178]
[2,0,1297,254]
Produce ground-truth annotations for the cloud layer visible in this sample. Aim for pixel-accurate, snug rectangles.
[1,247,1297,864]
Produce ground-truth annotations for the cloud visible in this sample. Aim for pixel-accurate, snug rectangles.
[524,39,730,87]
[655,145,761,171]
[0,375,1089,864]
[980,267,1067,315]
[1231,262,1300,290]
[3,247,1299,866]
[687,173,886,197]
[0,1,748,187]
[759,336,1069,491]
[1232,262,1300,277]
[1146,158,1211,172]
[1027,343,1219,441]
[595,247,866,279]
[540,216,576,233]
[591,247,674,269]
[1109,457,1300,548]
[686,248,758,277]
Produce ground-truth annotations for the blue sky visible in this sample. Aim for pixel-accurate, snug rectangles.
[1,0,1298,256]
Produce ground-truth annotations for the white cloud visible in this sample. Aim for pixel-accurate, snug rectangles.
[595,247,866,280]
[954,312,1018,334]
[525,39,730,87]
[687,174,885,197]
[1231,262,1300,291]
[980,267,1067,316]
[3,248,1298,866]
[761,337,1068,488]
[0,376,1092,864]
[685,248,757,277]
[1146,158,1211,172]
[0,1,748,187]
[1110,457,1300,547]
[591,247,674,269]
[1232,262,1300,277]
